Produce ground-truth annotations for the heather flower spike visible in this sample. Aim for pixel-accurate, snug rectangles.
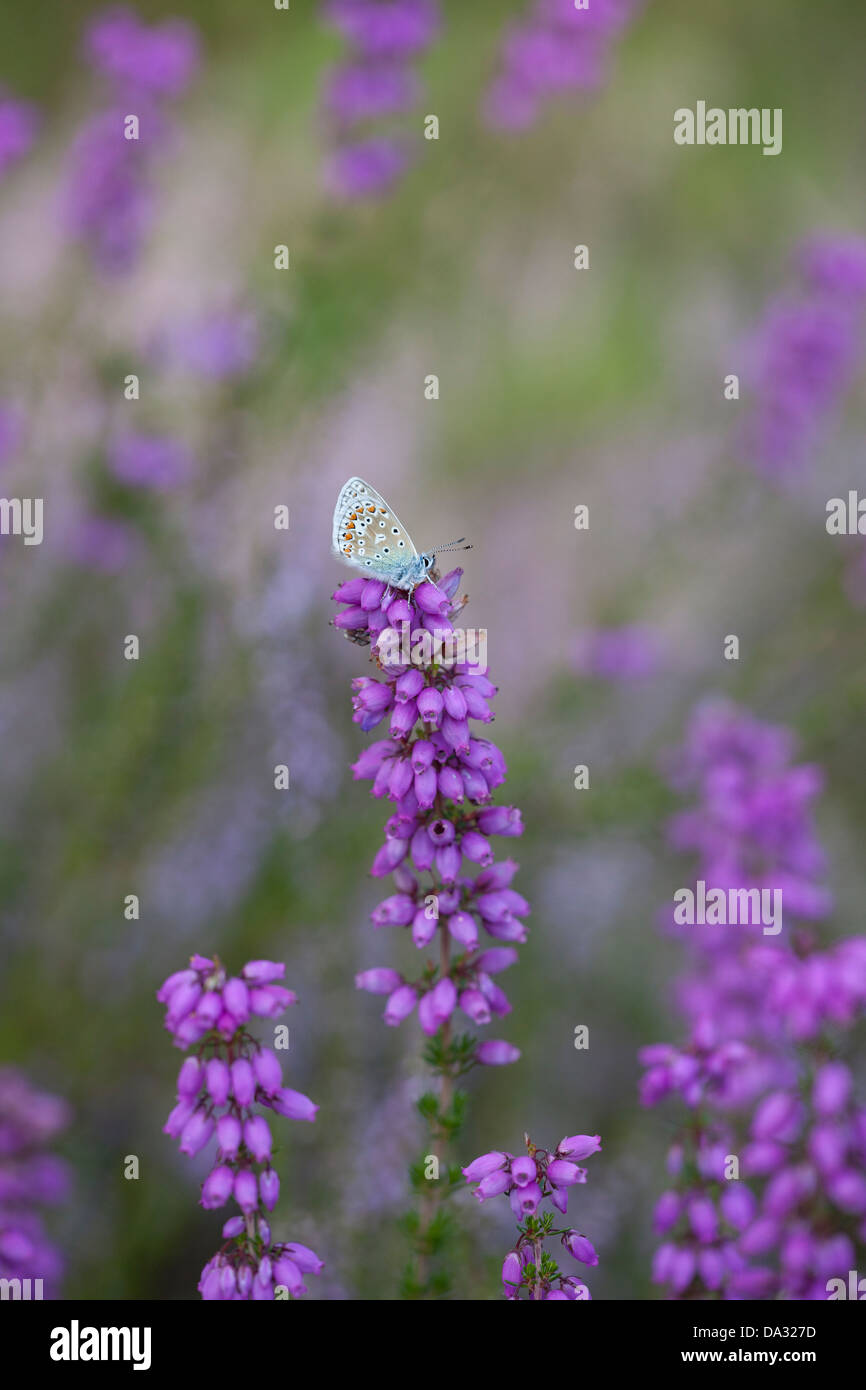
[63,7,200,273]
[643,700,866,1299]
[464,1133,601,1299]
[333,513,525,1295]
[158,955,322,1299]
[321,0,441,200]
[740,233,866,480]
[0,1070,71,1299]
[484,0,640,133]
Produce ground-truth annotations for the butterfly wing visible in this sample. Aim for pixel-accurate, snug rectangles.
[332,476,420,580]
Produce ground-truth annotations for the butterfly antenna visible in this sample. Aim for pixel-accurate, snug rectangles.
[431,537,473,554]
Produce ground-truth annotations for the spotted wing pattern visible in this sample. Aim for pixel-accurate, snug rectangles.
[332,476,420,580]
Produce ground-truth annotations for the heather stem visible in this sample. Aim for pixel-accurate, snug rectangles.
[532,1236,543,1300]
[335,569,526,1296]
[413,926,457,1296]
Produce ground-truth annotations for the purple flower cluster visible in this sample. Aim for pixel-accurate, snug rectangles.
[63,107,156,273]
[158,954,323,1300]
[64,6,200,273]
[0,1069,71,1298]
[483,0,640,132]
[150,308,260,380]
[642,700,866,1300]
[321,0,440,199]
[83,5,200,97]
[741,233,866,479]
[463,1134,602,1299]
[664,699,832,1039]
[108,431,193,490]
[647,1057,866,1300]
[573,624,660,682]
[334,568,523,1064]
[0,91,39,179]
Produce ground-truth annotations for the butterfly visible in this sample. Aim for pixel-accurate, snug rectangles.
[332,477,470,594]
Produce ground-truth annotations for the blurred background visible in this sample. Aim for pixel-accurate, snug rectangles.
[0,0,865,1299]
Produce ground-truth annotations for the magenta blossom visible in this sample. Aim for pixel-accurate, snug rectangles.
[334,567,524,1070]
[321,1,440,199]
[465,1133,601,1299]
[0,1069,71,1299]
[108,431,193,489]
[483,0,640,132]
[64,9,200,273]
[644,701,866,1300]
[740,233,866,480]
[159,955,322,1300]
[573,625,660,682]
[83,6,200,97]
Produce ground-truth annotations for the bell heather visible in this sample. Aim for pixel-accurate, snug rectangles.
[150,307,260,380]
[740,233,866,480]
[334,564,525,1294]
[83,6,200,97]
[483,0,640,132]
[464,1133,602,1299]
[63,6,200,274]
[335,568,525,1059]
[159,954,323,1300]
[642,700,866,1300]
[321,0,441,199]
[0,1069,71,1299]
[573,624,661,682]
[108,431,194,490]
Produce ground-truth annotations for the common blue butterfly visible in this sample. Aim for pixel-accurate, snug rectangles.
[332,477,470,593]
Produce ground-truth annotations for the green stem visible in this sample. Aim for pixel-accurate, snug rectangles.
[414,927,454,1294]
